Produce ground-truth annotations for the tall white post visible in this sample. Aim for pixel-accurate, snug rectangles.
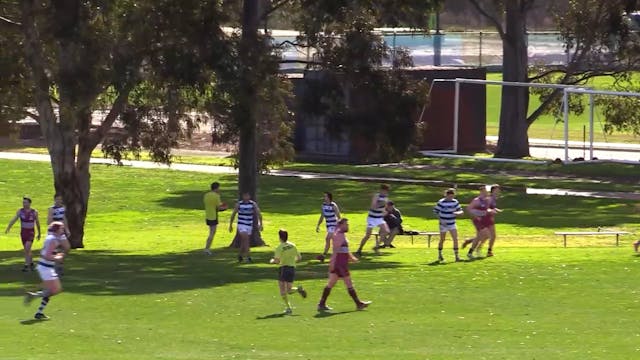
[453,80,460,153]
[588,93,595,160]
[563,89,570,162]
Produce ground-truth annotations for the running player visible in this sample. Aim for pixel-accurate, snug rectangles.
[229,192,263,263]
[47,193,70,276]
[23,221,69,320]
[464,186,492,259]
[462,184,502,257]
[484,184,503,257]
[634,239,640,252]
[203,182,228,255]
[433,188,464,262]
[315,192,341,262]
[270,229,307,314]
[355,184,390,256]
[317,218,371,312]
[5,197,41,272]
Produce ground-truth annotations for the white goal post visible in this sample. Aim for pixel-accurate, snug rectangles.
[562,87,640,162]
[426,78,591,157]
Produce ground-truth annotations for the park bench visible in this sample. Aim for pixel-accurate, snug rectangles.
[373,230,441,247]
[554,230,631,248]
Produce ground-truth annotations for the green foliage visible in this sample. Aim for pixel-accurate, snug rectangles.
[294,1,437,162]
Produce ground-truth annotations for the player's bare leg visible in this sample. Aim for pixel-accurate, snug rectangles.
[23,241,33,271]
[487,225,497,256]
[450,229,461,261]
[238,233,251,263]
[374,223,390,253]
[437,232,447,262]
[204,225,216,255]
[356,228,373,255]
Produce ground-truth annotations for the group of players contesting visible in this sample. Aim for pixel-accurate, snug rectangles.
[201,182,503,315]
[21,179,637,317]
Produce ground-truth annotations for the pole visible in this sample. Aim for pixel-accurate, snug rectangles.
[563,89,569,162]
[479,32,483,67]
[583,125,586,159]
[454,80,460,153]
[589,93,595,160]
[433,11,442,66]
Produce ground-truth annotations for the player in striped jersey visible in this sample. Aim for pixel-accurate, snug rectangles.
[23,221,69,320]
[315,192,341,262]
[229,192,263,263]
[47,193,71,276]
[433,188,464,262]
[355,184,390,256]
[5,197,41,272]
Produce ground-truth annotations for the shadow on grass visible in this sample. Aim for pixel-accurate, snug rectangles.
[313,310,357,318]
[20,318,49,325]
[255,313,301,320]
[0,249,405,297]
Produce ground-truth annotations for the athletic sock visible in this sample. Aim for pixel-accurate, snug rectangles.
[288,287,298,295]
[319,286,332,306]
[453,247,459,257]
[35,289,51,298]
[488,247,493,253]
[347,287,361,305]
[37,297,50,314]
[438,248,443,256]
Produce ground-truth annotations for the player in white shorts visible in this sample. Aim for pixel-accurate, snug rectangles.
[433,188,464,262]
[355,184,390,256]
[23,221,69,320]
[229,192,263,263]
[315,192,341,262]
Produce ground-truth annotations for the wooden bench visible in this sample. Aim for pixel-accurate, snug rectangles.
[554,231,631,248]
[373,231,441,247]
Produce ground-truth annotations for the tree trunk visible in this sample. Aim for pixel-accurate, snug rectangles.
[495,1,531,158]
[238,0,260,200]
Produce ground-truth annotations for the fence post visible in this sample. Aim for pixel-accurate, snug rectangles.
[479,31,483,67]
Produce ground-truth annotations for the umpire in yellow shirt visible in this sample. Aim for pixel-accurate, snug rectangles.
[271,229,307,314]
[203,182,227,255]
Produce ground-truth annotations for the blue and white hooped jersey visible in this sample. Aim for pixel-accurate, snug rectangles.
[321,202,338,228]
[367,193,387,219]
[434,198,462,226]
[50,205,65,222]
[237,200,255,227]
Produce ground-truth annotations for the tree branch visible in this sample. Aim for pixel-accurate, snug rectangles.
[88,82,136,150]
[527,68,567,82]
[260,0,293,21]
[468,0,505,40]
[0,15,21,29]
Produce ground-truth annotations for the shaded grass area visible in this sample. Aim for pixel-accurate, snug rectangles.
[0,159,639,359]
[280,160,640,193]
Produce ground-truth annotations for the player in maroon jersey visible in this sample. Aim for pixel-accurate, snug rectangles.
[463,186,493,259]
[317,218,371,312]
[5,197,41,271]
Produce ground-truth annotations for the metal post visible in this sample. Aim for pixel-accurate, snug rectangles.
[479,31,483,67]
[434,12,442,66]
[589,93,595,160]
[563,89,570,162]
[454,80,460,153]
[392,30,397,67]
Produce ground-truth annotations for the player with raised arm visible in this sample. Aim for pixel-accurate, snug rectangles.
[203,182,228,255]
[317,218,371,312]
[465,186,492,259]
[315,192,341,262]
[270,229,307,314]
[229,192,263,263]
[23,221,70,320]
[434,188,464,262]
[355,184,390,256]
[5,197,41,272]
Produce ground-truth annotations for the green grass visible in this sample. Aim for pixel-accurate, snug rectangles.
[486,73,640,143]
[1,159,639,359]
[281,159,640,193]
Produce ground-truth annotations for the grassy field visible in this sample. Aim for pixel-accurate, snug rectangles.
[485,73,640,143]
[1,159,639,359]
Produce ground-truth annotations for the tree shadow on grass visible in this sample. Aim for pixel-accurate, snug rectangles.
[0,249,405,297]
